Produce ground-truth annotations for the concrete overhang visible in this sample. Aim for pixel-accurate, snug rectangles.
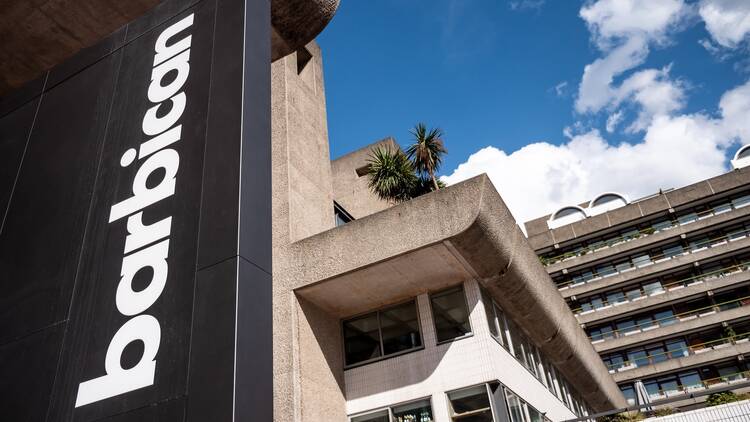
[0,0,339,95]
[288,174,627,412]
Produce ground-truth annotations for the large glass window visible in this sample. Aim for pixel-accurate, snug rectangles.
[343,300,422,366]
[448,385,494,422]
[431,287,471,343]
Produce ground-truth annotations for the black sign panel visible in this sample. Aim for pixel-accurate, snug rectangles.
[0,0,271,420]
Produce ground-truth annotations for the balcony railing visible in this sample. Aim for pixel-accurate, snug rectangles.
[590,295,750,343]
[541,198,750,267]
[607,331,750,373]
[643,370,750,402]
[572,263,749,315]
[557,228,750,291]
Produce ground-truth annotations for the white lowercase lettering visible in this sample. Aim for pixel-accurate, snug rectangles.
[75,12,194,408]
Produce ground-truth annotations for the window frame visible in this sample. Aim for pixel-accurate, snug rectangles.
[429,285,474,345]
[349,397,435,422]
[342,298,425,369]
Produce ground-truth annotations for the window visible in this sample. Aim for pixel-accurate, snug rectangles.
[343,300,422,366]
[620,385,636,405]
[448,384,496,422]
[431,287,471,343]
[352,410,390,422]
[481,289,499,339]
[662,244,684,258]
[334,201,354,227]
[392,399,433,422]
[351,399,434,422]
[381,301,423,355]
[505,390,524,422]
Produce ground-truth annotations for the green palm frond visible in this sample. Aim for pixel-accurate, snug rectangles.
[366,146,418,203]
[406,123,447,190]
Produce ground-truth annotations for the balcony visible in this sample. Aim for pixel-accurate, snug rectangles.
[541,198,750,269]
[589,295,750,346]
[607,332,750,382]
[558,234,750,298]
[643,370,750,402]
[573,264,749,323]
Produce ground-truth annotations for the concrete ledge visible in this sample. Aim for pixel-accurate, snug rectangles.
[613,340,750,383]
[546,204,750,275]
[576,270,750,325]
[525,167,750,250]
[561,235,750,299]
[594,306,750,353]
[287,175,626,411]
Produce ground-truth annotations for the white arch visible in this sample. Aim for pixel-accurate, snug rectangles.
[734,144,750,161]
[732,145,750,170]
[587,192,628,216]
[547,205,587,229]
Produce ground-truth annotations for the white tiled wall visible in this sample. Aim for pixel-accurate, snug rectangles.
[344,279,578,421]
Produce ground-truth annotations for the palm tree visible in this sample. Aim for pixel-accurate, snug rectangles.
[406,123,447,191]
[365,146,417,203]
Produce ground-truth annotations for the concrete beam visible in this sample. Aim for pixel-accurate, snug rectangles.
[0,0,340,95]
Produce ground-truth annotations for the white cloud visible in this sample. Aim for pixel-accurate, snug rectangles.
[615,66,687,132]
[575,0,689,124]
[443,80,750,224]
[554,81,569,97]
[700,0,750,48]
[441,0,750,227]
[580,0,687,46]
[605,111,623,132]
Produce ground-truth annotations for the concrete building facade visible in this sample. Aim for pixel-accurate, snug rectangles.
[525,168,750,410]
[270,44,625,421]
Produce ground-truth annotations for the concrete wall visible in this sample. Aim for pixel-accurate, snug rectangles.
[345,280,578,422]
[271,44,346,421]
[331,138,395,219]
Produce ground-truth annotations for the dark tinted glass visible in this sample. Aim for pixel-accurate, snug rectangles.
[481,290,499,338]
[352,410,389,422]
[449,385,493,421]
[431,287,471,343]
[380,301,421,355]
[344,312,381,365]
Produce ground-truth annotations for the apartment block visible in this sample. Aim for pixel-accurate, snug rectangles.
[525,166,750,410]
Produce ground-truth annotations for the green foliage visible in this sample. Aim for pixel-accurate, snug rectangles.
[366,124,448,202]
[597,412,644,422]
[706,391,750,406]
[651,407,676,416]
[366,146,418,203]
[724,324,737,339]
[406,123,447,191]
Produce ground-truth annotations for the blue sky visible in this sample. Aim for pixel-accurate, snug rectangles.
[318,0,750,223]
